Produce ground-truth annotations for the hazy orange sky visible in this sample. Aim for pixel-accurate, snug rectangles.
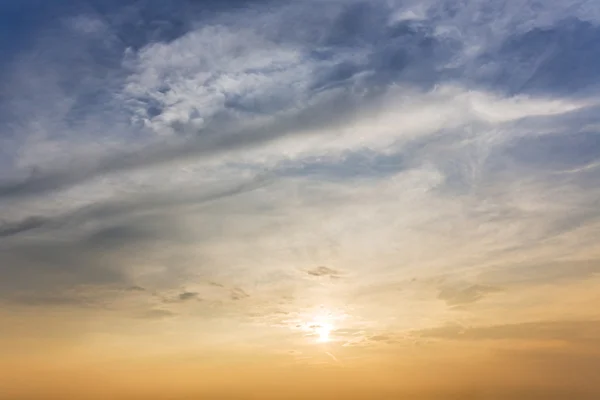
[1,0,600,399]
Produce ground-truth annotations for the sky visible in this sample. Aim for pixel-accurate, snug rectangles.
[1,0,600,399]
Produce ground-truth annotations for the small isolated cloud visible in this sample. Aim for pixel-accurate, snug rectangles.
[138,309,177,320]
[178,291,200,301]
[306,266,341,278]
[341,332,403,348]
[230,287,249,301]
[126,285,146,292]
[160,291,202,303]
[363,333,404,345]
[438,283,501,306]
[369,334,392,342]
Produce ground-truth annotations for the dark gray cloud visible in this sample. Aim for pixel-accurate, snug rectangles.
[178,291,200,301]
[0,216,47,237]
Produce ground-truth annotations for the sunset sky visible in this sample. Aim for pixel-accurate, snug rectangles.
[1,0,600,399]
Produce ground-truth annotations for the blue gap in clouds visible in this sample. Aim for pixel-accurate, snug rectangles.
[480,18,600,96]
[0,0,73,70]
[309,1,460,93]
[501,130,600,173]
[280,150,408,181]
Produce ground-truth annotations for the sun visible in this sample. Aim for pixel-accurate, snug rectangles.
[300,310,340,343]
[316,323,332,342]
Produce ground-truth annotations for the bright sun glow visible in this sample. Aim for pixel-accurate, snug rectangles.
[316,323,332,342]
[302,310,341,344]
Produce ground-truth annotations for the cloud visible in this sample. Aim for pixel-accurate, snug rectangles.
[230,288,250,301]
[178,292,200,301]
[340,332,404,347]
[0,173,268,242]
[413,320,600,344]
[480,259,600,286]
[158,290,203,304]
[138,309,177,320]
[0,0,591,203]
[126,285,146,292]
[483,18,600,95]
[0,239,127,295]
[306,266,340,277]
[1,3,600,387]
[0,216,47,237]
[437,283,501,306]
